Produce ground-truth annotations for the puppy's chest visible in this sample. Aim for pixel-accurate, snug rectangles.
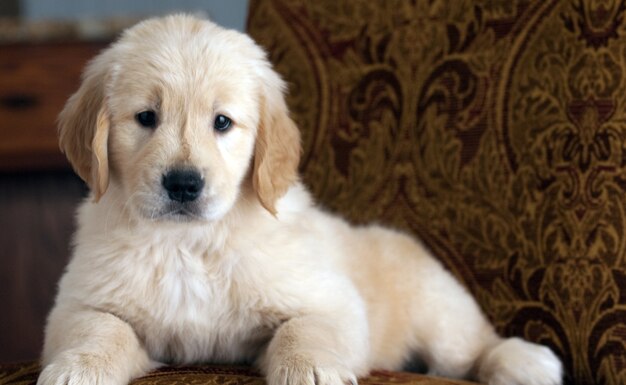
[121,248,281,364]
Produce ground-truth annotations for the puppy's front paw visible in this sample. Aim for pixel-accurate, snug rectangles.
[267,353,357,385]
[37,351,122,385]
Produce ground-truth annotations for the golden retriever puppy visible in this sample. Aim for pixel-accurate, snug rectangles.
[38,15,562,385]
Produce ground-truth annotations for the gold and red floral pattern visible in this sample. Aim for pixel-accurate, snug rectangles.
[247,1,626,384]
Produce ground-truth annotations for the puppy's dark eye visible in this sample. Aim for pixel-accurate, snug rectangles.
[214,114,232,132]
[136,110,158,129]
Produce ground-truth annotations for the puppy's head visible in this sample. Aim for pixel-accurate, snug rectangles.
[59,15,300,222]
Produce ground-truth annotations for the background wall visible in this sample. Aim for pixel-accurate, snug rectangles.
[20,0,249,31]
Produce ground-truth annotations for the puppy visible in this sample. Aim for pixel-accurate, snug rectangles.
[38,15,563,385]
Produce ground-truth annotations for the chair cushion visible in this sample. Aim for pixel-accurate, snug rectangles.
[0,362,477,385]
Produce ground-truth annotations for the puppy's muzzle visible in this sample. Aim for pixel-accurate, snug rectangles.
[162,169,205,203]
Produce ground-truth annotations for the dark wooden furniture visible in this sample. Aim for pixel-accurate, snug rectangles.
[0,40,105,361]
[0,42,105,171]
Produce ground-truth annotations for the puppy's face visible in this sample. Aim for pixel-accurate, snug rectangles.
[107,24,261,222]
[59,16,301,222]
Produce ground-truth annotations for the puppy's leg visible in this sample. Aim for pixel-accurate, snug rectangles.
[38,305,155,385]
[259,292,369,385]
[408,257,562,385]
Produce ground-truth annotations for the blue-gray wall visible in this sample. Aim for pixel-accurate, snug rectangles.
[22,0,249,31]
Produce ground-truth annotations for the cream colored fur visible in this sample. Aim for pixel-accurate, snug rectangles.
[38,15,563,385]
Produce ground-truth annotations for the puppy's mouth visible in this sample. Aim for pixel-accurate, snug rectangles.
[160,202,205,222]
[134,199,209,223]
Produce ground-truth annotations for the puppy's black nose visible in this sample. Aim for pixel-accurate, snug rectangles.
[162,169,205,203]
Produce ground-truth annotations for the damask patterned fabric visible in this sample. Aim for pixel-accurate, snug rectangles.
[247,1,626,384]
[0,362,475,385]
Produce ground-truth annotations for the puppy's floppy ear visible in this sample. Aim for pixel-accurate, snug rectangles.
[58,51,113,202]
[253,65,301,215]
